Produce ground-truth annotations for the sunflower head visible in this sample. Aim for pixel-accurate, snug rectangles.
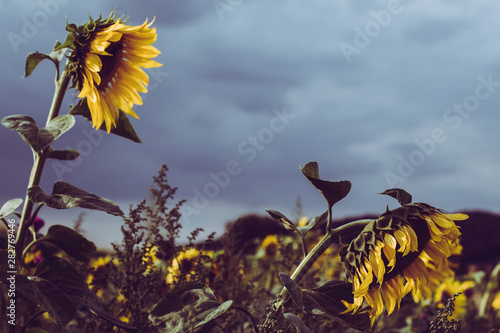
[59,12,162,132]
[340,202,468,325]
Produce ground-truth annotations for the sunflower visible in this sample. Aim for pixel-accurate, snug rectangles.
[65,13,162,132]
[340,203,468,325]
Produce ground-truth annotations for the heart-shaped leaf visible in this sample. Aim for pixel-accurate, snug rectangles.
[24,48,66,78]
[28,181,124,217]
[301,162,351,209]
[2,114,75,152]
[0,198,23,219]
[380,188,413,206]
[36,225,96,261]
[70,99,142,143]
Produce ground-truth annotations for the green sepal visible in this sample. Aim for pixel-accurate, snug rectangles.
[47,148,80,161]
[0,198,23,219]
[380,188,413,206]
[70,99,142,143]
[149,283,233,332]
[53,31,76,51]
[28,181,124,217]
[35,224,96,261]
[2,114,75,153]
[24,48,66,78]
[301,161,351,209]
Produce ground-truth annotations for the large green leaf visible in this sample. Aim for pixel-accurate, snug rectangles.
[83,290,138,330]
[16,256,86,324]
[279,275,371,331]
[24,48,66,78]
[16,256,136,329]
[36,225,96,261]
[149,283,232,333]
[1,114,75,152]
[380,188,413,206]
[301,162,351,209]
[0,198,23,219]
[28,181,124,217]
[70,99,142,143]
[302,281,372,330]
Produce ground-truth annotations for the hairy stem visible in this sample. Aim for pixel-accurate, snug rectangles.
[16,62,72,264]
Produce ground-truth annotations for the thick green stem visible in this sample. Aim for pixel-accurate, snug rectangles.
[15,62,72,264]
[261,219,372,328]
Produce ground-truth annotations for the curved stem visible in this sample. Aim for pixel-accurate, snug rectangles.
[19,309,45,333]
[230,305,259,333]
[262,218,372,327]
[16,61,72,264]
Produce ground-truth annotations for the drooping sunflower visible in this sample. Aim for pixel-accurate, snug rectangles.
[65,13,162,132]
[340,203,468,325]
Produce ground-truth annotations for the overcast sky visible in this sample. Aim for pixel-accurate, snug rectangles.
[1,0,499,248]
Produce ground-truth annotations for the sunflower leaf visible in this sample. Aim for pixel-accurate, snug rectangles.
[297,211,328,236]
[24,49,66,78]
[149,283,232,332]
[302,281,372,330]
[283,313,313,333]
[47,148,80,161]
[1,114,75,153]
[28,182,124,217]
[380,188,412,206]
[35,225,96,261]
[70,99,142,143]
[266,209,299,233]
[279,272,304,309]
[301,162,351,209]
[0,198,23,219]
[16,256,87,325]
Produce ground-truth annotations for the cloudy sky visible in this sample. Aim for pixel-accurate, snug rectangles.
[1,0,499,248]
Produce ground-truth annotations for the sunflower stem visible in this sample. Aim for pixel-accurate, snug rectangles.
[261,218,372,327]
[15,61,72,265]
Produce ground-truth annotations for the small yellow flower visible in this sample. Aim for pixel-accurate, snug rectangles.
[261,235,280,259]
[434,277,475,319]
[68,13,162,132]
[297,216,309,227]
[341,203,468,325]
[166,248,201,284]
